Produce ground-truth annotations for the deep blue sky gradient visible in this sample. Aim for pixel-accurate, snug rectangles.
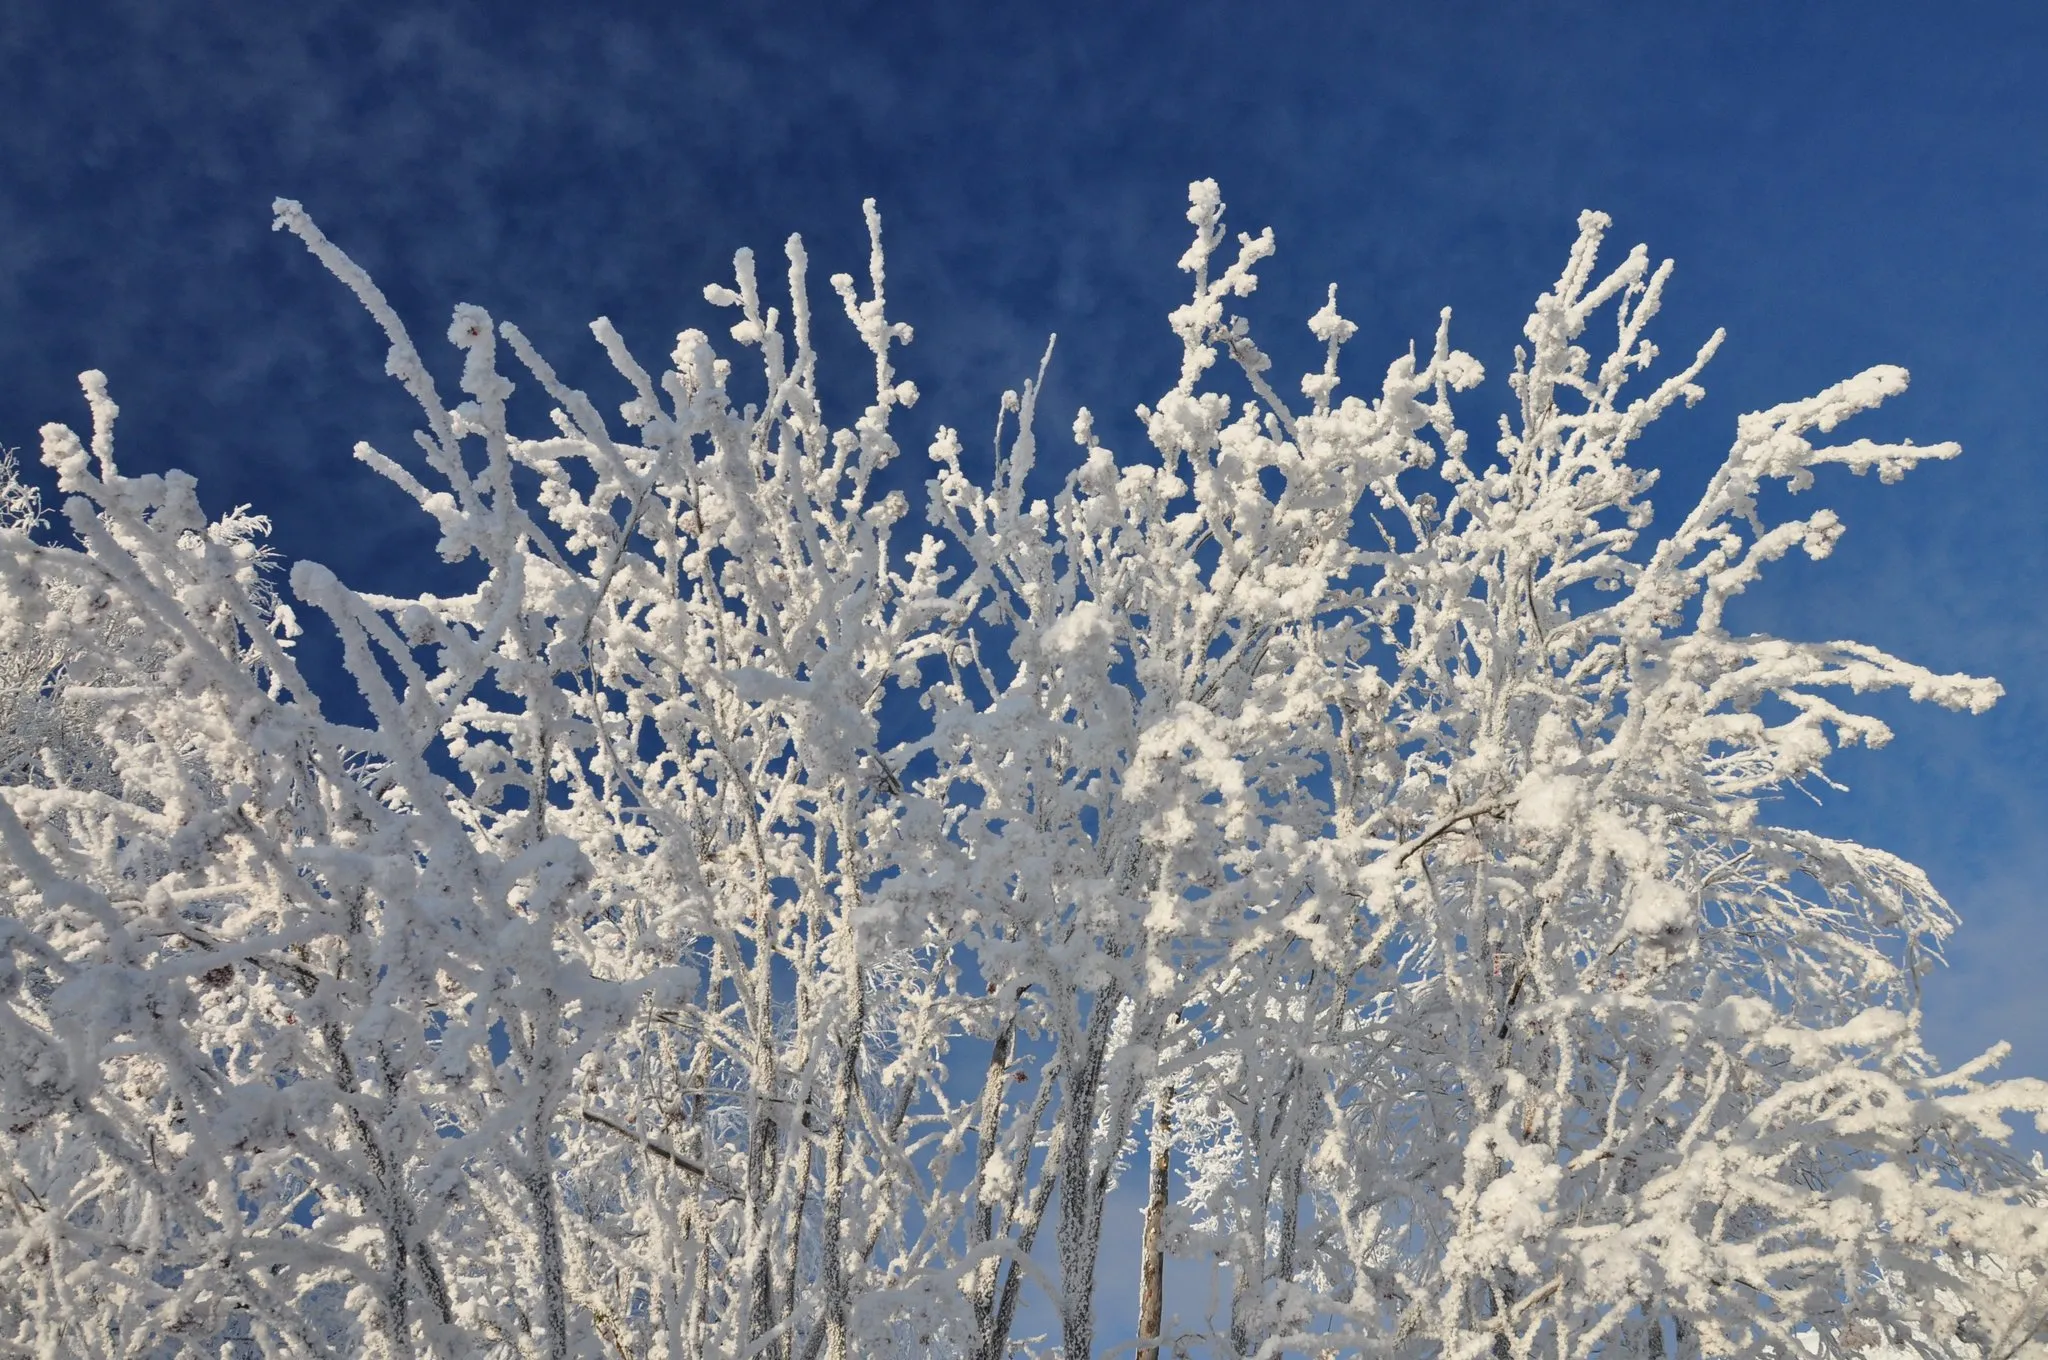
[2,4,2044,1325]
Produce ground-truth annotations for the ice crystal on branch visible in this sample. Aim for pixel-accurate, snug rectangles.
[0,183,2041,1360]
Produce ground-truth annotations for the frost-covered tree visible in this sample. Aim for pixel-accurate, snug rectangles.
[0,184,2042,1360]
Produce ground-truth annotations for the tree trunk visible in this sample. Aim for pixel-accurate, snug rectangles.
[1137,1083,1174,1360]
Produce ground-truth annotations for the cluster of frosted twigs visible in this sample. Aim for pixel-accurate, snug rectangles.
[0,185,2042,1359]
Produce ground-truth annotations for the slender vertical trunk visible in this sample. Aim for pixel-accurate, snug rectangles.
[1055,985,1124,1360]
[1136,1083,1174,1360]
[979,1062,1064,1360]
[1274,1150,1304,1287]
[742,1112,780,1350]
[1227,1132,1276,1357]
[968,1012,1020,1348]
[797,975,867,1360]
[685,1220,712,1360]
[781,1142,815,1360]
[738,897,784,1359]
[524,1161,572,1360]
[380,1193,414,1350]
[522,990,573,1360]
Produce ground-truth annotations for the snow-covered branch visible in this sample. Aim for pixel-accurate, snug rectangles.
[0,183,2039,1360]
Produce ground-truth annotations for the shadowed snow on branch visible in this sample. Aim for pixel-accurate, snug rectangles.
[0,183,2042,1359]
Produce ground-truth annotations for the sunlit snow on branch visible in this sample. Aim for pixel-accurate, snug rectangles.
[0,182,2041,1360]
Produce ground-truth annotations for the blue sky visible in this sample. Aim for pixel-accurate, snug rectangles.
[2,0,2044,1333]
